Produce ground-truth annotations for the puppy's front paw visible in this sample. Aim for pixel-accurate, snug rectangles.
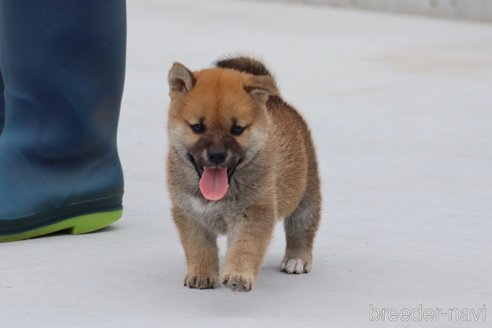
[280,258,311,274]
[184,273,217,289]
[221,272,254,292]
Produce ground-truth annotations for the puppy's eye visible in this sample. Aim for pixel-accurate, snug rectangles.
[190,123,205,134]
[230,124,245,136]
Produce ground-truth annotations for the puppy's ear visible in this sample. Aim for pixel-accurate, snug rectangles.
[168,62,195,98]
[244,75,278,103]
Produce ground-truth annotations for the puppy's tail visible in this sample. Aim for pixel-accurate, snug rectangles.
[215,56,272,77]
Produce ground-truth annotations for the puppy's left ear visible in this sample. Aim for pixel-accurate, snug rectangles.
[244,75,279,103]
[168,62,195,99]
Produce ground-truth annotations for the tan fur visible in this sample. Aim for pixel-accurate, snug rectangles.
[167,57,321,292]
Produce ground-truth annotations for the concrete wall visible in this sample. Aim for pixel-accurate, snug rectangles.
[266,0,492,22]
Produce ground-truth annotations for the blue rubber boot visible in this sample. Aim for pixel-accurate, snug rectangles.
[0,69,4,135]
[0,0,126,242]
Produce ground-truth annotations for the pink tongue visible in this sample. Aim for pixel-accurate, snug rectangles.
[199,167,229,201]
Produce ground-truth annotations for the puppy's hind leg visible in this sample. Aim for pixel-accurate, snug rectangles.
[281,190,321,274]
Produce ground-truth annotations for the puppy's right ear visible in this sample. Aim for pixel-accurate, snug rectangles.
[168,62,195,98]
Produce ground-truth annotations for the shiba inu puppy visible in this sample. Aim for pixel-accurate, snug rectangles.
[166,56,321,292]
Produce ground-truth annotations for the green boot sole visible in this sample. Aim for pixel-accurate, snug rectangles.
[0,209,122,243]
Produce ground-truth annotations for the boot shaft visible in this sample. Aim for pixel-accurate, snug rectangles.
[0,0,126,158]
[0,70,4,134]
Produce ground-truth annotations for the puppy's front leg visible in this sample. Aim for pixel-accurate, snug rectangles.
[222,204,275,292]
[172,207,219,289]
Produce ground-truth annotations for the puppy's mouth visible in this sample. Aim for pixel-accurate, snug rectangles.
[187,154,239,201]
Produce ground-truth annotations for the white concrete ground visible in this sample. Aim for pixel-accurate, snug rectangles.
[259,0,492,22]
[1,0,492,327]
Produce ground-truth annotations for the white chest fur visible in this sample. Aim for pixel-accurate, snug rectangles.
[189,196,224,215]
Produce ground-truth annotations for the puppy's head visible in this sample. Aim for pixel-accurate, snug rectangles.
[167,62,278,201]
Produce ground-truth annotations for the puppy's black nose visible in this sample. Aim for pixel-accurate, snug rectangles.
[207,149,226,166]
